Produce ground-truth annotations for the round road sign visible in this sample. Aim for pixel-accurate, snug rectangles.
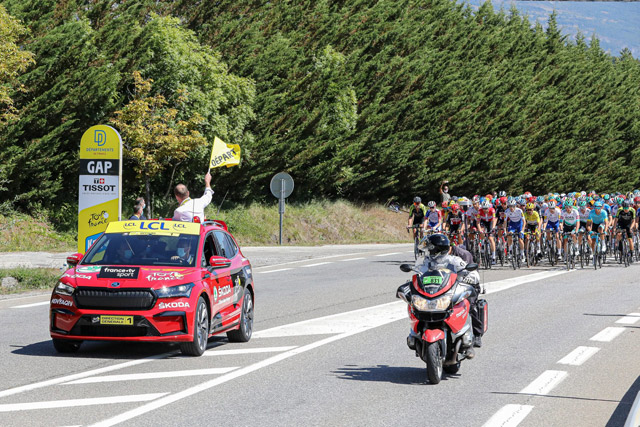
[270,172,294,198]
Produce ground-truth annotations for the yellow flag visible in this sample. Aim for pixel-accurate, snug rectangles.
[209,136,241,169]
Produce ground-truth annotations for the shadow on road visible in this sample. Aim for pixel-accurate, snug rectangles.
[606,375,640,427]
[10,336,227,359]
[332,364,459,385]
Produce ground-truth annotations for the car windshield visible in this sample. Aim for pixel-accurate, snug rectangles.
[81,233,200,267]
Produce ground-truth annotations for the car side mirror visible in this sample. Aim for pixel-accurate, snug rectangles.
[465,263,478,272]
[209,256,231,269]
[66,253,83,267]
[399,264,413,273]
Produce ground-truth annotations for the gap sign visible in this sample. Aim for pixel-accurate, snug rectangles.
[78,125,122,253]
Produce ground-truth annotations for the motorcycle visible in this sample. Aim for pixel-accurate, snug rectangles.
[397,261,487,384]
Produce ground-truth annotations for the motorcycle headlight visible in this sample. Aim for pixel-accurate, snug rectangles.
[54,281,75,296]
[412,293,452,311]
[156,283,194,299]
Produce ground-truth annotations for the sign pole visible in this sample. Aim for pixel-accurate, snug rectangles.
[279,179,286,245]
[269,172,294,246]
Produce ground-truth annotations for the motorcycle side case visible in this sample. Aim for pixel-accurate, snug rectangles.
[477,299,488,333]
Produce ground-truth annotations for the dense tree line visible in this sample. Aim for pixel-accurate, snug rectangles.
[0,0,638,220]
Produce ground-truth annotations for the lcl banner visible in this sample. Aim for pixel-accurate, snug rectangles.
[77,125,122,253]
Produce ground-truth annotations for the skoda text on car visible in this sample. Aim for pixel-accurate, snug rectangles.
[50,219,254,356]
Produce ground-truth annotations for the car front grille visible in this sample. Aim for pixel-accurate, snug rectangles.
[74,288,156,310]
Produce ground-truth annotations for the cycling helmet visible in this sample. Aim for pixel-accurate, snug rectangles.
[441,201,449,208]
[594,201,603,208]
[549,200,556,208]
[536,196,544,203]
[427,201,436,208]
[524,191,532,198]
[542,203,549,209]
[526,203,535,210]
[634,196,640,203]
[498,191,507,197]
[485,194,493,201]
[616,197,624,205]
[563,199,573,208]
[508,200,516,207]
[472,195,480,203]
[413,197,422,204]
[560,193,566,198]
[450,203,460,212]
[459,198,471,207]
[603,194,610,201]
[624,200,633,208]
[499,197,507,204]
[578,200,586,207]
[481,201,491,209]
[426,234,450,257]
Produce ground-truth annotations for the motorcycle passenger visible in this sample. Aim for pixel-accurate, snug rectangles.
[421,234,485,348]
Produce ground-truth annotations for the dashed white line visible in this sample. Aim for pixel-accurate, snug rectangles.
[10,301,49,309]
[258,268,293,274]
[63,367,238,385]
[557,346,600,366]
[204,346,297,356]
[590,327,626,342]
[375,252,401,257]
[302,262,333,267]
[482,404,534,427]
[616,313,640,325]
[340,257,366,261]
[485,270,569,295]
[520,370,568,396]
[0,393,168,412]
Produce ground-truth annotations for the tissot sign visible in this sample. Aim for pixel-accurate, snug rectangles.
[78,125,122,253]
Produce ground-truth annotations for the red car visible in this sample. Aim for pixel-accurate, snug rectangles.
[50,219,254,356]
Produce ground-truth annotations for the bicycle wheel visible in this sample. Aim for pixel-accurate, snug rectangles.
[623,239,629,267]
[579,240,584,269]
[497,238,504,266]
[414,236,419,260]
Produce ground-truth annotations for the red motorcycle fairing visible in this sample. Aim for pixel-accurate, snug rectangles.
[412,270,457,298]
[408,305,419,333]
[445,299,470,334]
[422,329,445,342]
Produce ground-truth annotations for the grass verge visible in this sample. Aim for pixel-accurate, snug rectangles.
[0,213,76,252]
[0,268,60,295]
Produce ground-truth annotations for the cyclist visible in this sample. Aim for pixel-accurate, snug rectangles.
[408,197,427,241]
[587,201,610,254]
[505,199,525,262]
[577,200,591,248]
[477,200,497,263]
[424,201,443,231]
[544,200,562,258]
[613,200,636,262]
[444,203,465,245]
[560,199,580,260]
[524,202,542,257]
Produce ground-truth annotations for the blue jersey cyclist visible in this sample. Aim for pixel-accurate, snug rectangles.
[587,201,609,254]
[504,200,525,262]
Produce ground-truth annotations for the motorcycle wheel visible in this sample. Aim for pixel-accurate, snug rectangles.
[444,362,460,374]
[425,341,443,384]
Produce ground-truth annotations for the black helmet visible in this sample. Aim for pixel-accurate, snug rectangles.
[498,190,507,197]
[427,234,450,257]
[413,196,421,203]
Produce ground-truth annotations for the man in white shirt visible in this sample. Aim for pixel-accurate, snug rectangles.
[172,172,213,222]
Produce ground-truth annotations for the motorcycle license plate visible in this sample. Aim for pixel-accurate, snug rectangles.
[100,315,133,326]
[423,276,443,285]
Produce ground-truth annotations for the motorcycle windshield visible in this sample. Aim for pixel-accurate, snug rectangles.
[420,269,452,295]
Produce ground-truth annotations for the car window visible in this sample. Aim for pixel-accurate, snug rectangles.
[224,233,238,257]
[213,231,233,259]
[202,234,218,267]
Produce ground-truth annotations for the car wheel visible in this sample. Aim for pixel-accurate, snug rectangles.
[227,288,253,343]
[52,338,82,353]
[180,296,209,356]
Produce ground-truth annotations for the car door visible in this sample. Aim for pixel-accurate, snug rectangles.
[212,231,241,323]
[201,232,227,330]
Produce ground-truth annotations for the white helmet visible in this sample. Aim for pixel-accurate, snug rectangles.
[427,201,436,208]
[481,201,491,209]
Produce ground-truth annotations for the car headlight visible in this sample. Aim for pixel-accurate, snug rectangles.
[156,283,194,299]
[54,281,75,296]
[412,293,452,311]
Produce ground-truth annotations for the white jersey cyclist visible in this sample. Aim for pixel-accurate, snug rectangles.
[504,206,524,223]
[546,206,561,223]
[561,208,580,226]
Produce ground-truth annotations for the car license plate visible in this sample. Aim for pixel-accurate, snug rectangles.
[100,315,133,325]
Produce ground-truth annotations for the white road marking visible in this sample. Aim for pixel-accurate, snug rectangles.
[590,327,626,342]
[374,252,401,257]
[10,301,49,309]
[63,367,238,385]
[616,313,640,325]
[557,346,600,366]
[252,252,375,271]
[340,257,366,261]
[258,268,293,274]
[520,370,568,395]
[0,393,168,412]
[253,301,406,338]
[204,346,297,356]
[0,351,175,398]
[89,331,375,427]
[482,404,534,427]
[485,270,569,295]
[302,262,333,267]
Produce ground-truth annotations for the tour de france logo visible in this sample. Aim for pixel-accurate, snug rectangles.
[89,211,109,227]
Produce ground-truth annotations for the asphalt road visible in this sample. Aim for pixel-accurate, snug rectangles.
[0,244,639,427]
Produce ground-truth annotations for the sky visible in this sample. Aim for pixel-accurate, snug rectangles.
[460,1,640,57]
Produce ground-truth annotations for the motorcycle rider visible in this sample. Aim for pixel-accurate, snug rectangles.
[405,234,485,348]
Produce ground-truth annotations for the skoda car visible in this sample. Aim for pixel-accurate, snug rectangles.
[50,220,254,356]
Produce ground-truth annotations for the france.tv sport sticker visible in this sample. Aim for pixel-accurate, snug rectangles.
[98,267,140,279]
